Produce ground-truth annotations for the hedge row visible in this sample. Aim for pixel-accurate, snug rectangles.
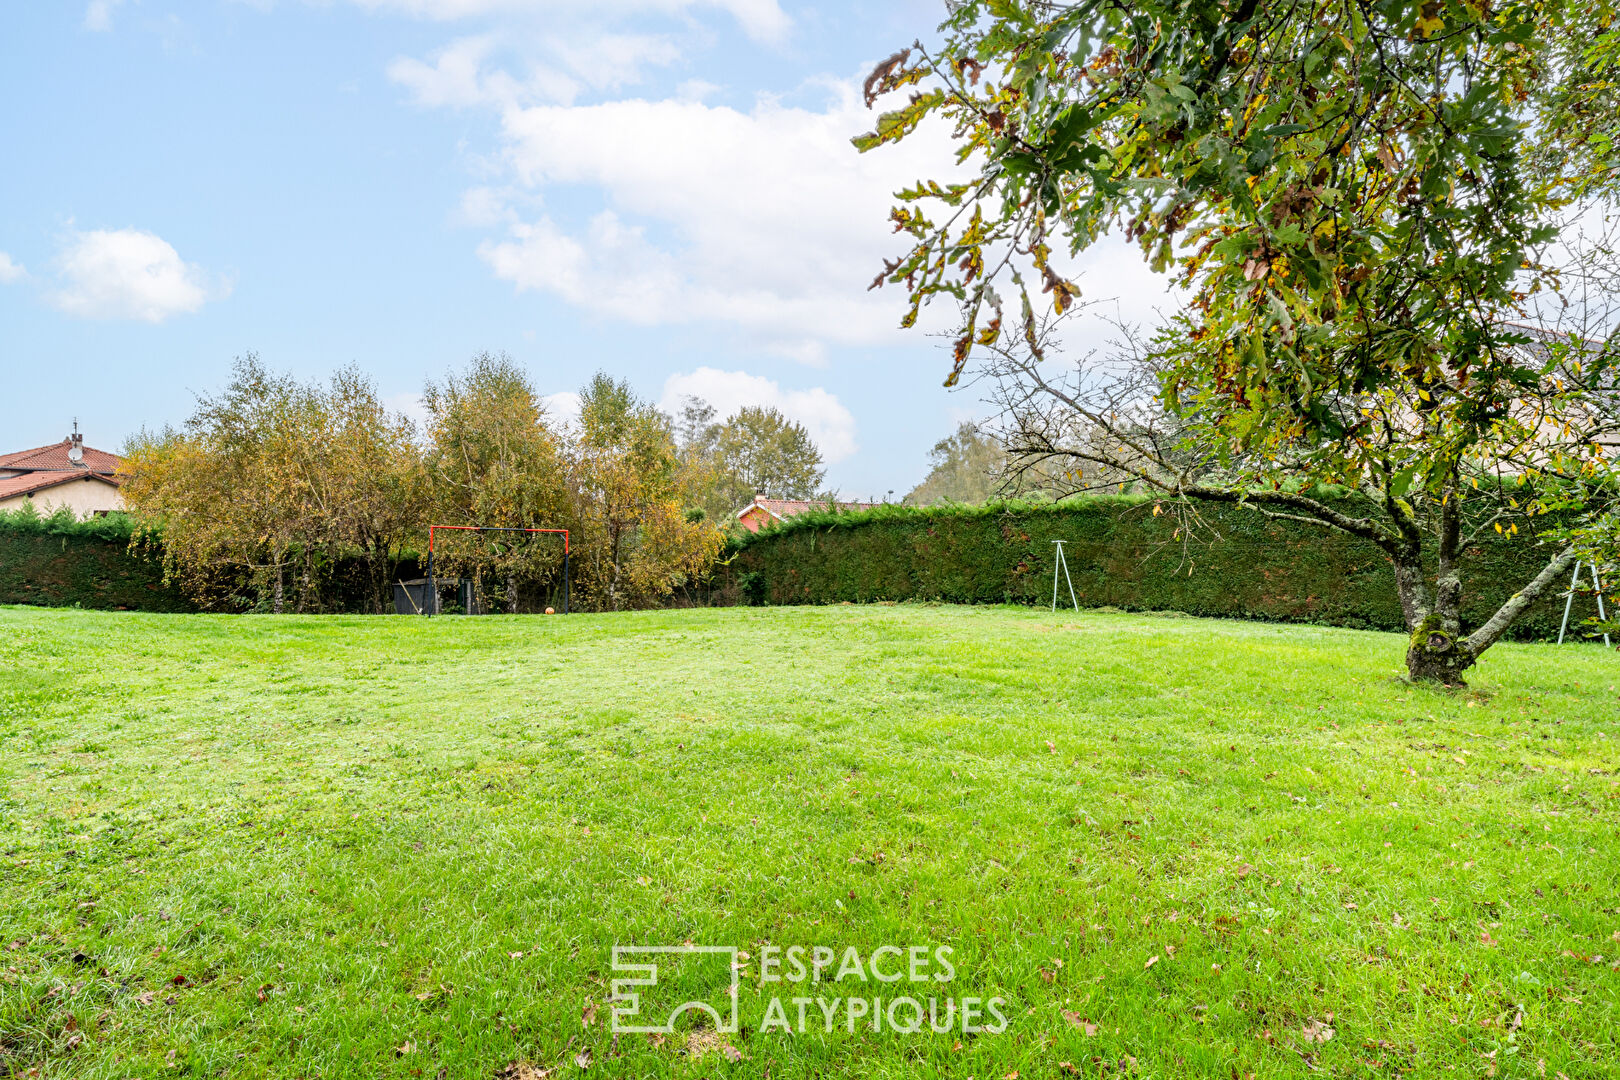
[0,531,194,612]
[2,501,1605,638]
[0,510,450,614]
[723,499,1604,642]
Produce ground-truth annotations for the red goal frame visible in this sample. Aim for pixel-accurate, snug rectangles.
[424,525,569,614]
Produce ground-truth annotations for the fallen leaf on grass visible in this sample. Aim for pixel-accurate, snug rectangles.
[1302,1018,1335,1043]
[497,1061,552,1080]
[1062,1011,1098,1036]
[581,1000,597,1027]
[685,1030,722,1058]
[395,1042,415,1057]
[573,1049,591,1070]
[721,1045,743,1063]
[1144,955,1160,970]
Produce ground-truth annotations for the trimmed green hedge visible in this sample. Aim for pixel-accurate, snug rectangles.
[0,509,433,614]
[724,499,1604,642]
[0,532,193,612]
[0,509,188,611]
[2,501,1605,637]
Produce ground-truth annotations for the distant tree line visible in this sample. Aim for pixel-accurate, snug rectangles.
[904,421,1136,506]
[120,353,827,613]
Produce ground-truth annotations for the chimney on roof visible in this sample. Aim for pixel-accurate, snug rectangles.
[68,422,84,465]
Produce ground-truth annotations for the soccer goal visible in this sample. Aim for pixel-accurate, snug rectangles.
[403,525,570,616]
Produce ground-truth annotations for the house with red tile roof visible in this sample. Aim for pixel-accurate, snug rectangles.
[735,494,882,533]
[0,431,125,517]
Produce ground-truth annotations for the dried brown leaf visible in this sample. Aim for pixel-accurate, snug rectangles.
[1302,1018,1335,1043]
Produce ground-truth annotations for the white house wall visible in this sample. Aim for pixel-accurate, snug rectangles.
[0,477,125,517]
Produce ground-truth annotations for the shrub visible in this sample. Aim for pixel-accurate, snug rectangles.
[723,498,1600,641]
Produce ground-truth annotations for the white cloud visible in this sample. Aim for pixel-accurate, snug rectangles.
[386,10,1175,369]
[675,78,721,102]
[0,253,25,284]
[389,30,684,110]
[659,367,857,463]
[475,83,966,359]
[555,32,682,92]
[355,0,790,44]
[383,391,431,434]
[389,35,508,107]
[542,389,582,428]
[84,0,125,31]
[454,185,521,227]
[49,228,223,323]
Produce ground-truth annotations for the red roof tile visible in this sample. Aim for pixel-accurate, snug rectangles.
[736,495,882,531]
[0,439,123,475]
[0,470,122,499]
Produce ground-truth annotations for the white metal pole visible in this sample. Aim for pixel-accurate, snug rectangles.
[1061,546,1079,612]
[1591,562,1613,648]
[1557,560,1581,645]
[1051,541,1062,612]
[1052,541,1079,612]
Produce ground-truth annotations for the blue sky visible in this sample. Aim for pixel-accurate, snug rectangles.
[0,0,1163,497]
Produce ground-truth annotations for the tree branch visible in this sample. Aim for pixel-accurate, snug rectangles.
[1463,546,1578,655]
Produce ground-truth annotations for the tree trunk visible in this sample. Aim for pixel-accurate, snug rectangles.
[1404,546,1577,685]
[274,563,285,615]
[1393,557,1430,632]
[1405,615,1477,685]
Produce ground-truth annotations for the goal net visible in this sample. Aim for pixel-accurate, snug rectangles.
[409,526,570,615]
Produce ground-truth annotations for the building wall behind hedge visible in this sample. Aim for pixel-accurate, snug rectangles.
[724,500,1602,642]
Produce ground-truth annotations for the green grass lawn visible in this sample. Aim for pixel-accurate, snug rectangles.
[1,604,1617,1079]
